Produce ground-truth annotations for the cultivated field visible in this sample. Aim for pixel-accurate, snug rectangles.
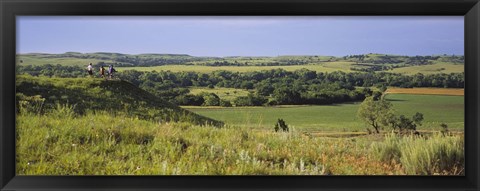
[184,93,464,132]
[385,87,464,96]
[116,63,354,73]
[389,62,464,75]
[115,61,464,75]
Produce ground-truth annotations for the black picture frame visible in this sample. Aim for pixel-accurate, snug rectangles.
[1,0,479,190]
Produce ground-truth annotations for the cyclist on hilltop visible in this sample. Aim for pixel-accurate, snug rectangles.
[99,66,106,78]
[87,63,94,77]
[108,65,116,79]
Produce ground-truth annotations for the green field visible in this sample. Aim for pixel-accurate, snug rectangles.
[116,62,463,75]
[184,94,464,132]
[116,62,355,73]
[389,62,464,75]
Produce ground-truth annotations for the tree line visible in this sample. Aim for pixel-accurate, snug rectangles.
[17,65,464,107]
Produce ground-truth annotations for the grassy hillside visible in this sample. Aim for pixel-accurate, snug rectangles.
[17,109,464,175]
[16,75,222,126]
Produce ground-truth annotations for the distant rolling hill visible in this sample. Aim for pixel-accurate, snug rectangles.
[16,75,223,126]
[16,52,464,74]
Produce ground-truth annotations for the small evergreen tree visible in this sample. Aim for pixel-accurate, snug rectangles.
[274,118,289,132]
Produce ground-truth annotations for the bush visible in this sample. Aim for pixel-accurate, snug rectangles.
[274,119,289,132]
[372,133,464,175]
[440,123,450,136]
[219,100,232,107]
[400,133,464,175]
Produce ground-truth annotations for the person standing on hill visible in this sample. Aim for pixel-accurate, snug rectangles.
[87,63,94,77]
[99,66,106,78]
[108,65,116,79]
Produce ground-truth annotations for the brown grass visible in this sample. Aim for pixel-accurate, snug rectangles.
[385,88,464,96]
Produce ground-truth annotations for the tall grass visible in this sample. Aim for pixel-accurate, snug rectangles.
[17,104,463,175]
[372,132,464,175]
[17,106,406,175]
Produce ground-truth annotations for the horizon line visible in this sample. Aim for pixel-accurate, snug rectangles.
[16,51,465,58]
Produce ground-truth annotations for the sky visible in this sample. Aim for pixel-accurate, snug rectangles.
[17,16,464,57]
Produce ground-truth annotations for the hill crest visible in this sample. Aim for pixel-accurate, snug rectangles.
[16,75,223,126]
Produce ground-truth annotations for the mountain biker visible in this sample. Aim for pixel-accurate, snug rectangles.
[87,63,93,76]
[99,66,106,78]
[108,65,116,79]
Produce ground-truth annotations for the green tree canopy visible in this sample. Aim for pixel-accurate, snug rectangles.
[357,96,394,133]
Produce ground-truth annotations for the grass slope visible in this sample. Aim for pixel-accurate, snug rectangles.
[17,109,464,175]
[16,75,222,126]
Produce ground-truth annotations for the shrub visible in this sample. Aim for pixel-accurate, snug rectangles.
[274,119,289,132]
[400,133,464,175]
[440,123,450,136]
[219,99,232,107]
[372,132,464,175]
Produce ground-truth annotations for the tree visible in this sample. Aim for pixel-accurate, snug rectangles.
[272,87,301,105]
[274,119,289,132]
[372,91,383,101]
[256,81,275,96]
[357,96,394,133]
[412,112,424,126]
[175,94,204,106]
[396,115,416,131]
[233,93,267,106]
[240,81,254,89]
[202,93,220,106]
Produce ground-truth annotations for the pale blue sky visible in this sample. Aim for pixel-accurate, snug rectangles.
[17,16,464,57]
